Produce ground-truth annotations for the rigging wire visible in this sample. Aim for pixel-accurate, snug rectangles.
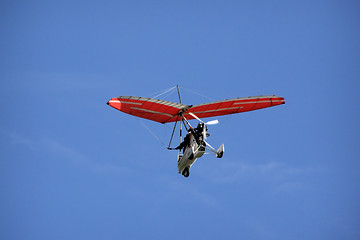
[152,86,177,99]
[144,86,174,98]
[138,119,167,148]
[157,87,177,101]
[179,86,216,102]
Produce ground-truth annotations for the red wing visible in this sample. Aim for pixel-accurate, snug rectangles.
[107,96,188,123]
[108,95,285,123]
[183,95,285,120]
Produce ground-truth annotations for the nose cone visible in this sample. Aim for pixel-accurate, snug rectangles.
[107,98,122,110]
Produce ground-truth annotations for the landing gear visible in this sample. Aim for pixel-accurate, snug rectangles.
[182,167,190,178]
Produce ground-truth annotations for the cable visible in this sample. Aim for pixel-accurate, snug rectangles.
[138,119,167,148]
[152,86,177,99]
[180,86,216,102]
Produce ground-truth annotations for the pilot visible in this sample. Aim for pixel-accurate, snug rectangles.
[175,132,191,151]
[194,123,204,135]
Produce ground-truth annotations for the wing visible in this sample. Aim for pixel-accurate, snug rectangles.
[107,96,189,123]
[107,95,285,123]
[182,95,285,120]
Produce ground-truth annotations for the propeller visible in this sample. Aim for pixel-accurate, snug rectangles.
[205,119,219,125]
[188,112,219,139]
[188,113,219,125]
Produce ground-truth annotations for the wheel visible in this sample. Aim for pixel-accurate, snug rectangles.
[182,168,190,178]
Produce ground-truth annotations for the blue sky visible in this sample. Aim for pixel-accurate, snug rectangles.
[1,0,359,239]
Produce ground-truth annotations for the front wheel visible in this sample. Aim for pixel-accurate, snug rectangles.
[182,168,190,178]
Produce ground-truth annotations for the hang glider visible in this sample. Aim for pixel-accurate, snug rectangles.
[107,87,285,178]
[107,95,285,124]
